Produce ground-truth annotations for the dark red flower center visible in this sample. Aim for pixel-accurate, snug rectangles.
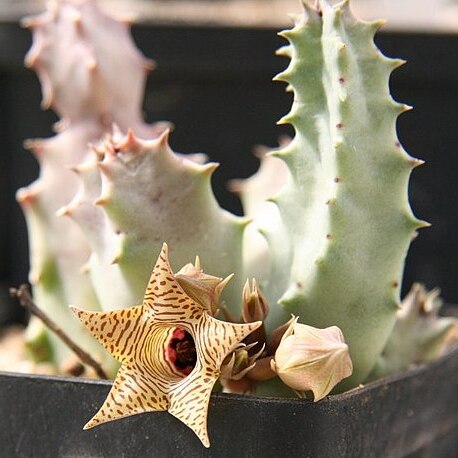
[167,328,197,376]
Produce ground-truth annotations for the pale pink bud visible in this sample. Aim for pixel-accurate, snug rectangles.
[272,318,353,401]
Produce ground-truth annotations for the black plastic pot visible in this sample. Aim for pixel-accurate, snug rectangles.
[0,346,457,457]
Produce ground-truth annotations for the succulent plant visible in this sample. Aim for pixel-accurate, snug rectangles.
[17,0,167,369]
[14,0,456,426]
[18,0,247,373]
[62,127,246,315]
[243,0,428,390]
[229,139,290,289]
[17,123,103,365]
[22,0,159,134]
[368,283,457,380]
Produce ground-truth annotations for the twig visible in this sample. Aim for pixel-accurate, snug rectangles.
[10,285,108,380]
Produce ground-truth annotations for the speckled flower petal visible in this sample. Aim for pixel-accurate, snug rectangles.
[72,243,261,447]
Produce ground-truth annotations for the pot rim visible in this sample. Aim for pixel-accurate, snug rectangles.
[1,344,456,405]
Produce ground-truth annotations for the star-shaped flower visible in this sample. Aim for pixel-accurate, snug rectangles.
[71,243,261,447]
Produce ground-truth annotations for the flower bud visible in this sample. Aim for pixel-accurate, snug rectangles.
[220,342,264,381]
[272,317,353,401]
[242,278,269,323]
[241,279,269,353]
[175,257,232,315]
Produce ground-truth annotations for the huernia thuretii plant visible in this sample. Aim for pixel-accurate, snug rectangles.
[10,0,457,448]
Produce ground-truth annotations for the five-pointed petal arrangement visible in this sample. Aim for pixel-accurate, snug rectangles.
[71,243,261,447]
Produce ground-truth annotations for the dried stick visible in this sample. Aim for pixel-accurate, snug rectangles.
[10,284,108,379]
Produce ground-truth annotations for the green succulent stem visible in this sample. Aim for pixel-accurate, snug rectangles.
[264,0,425,390]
